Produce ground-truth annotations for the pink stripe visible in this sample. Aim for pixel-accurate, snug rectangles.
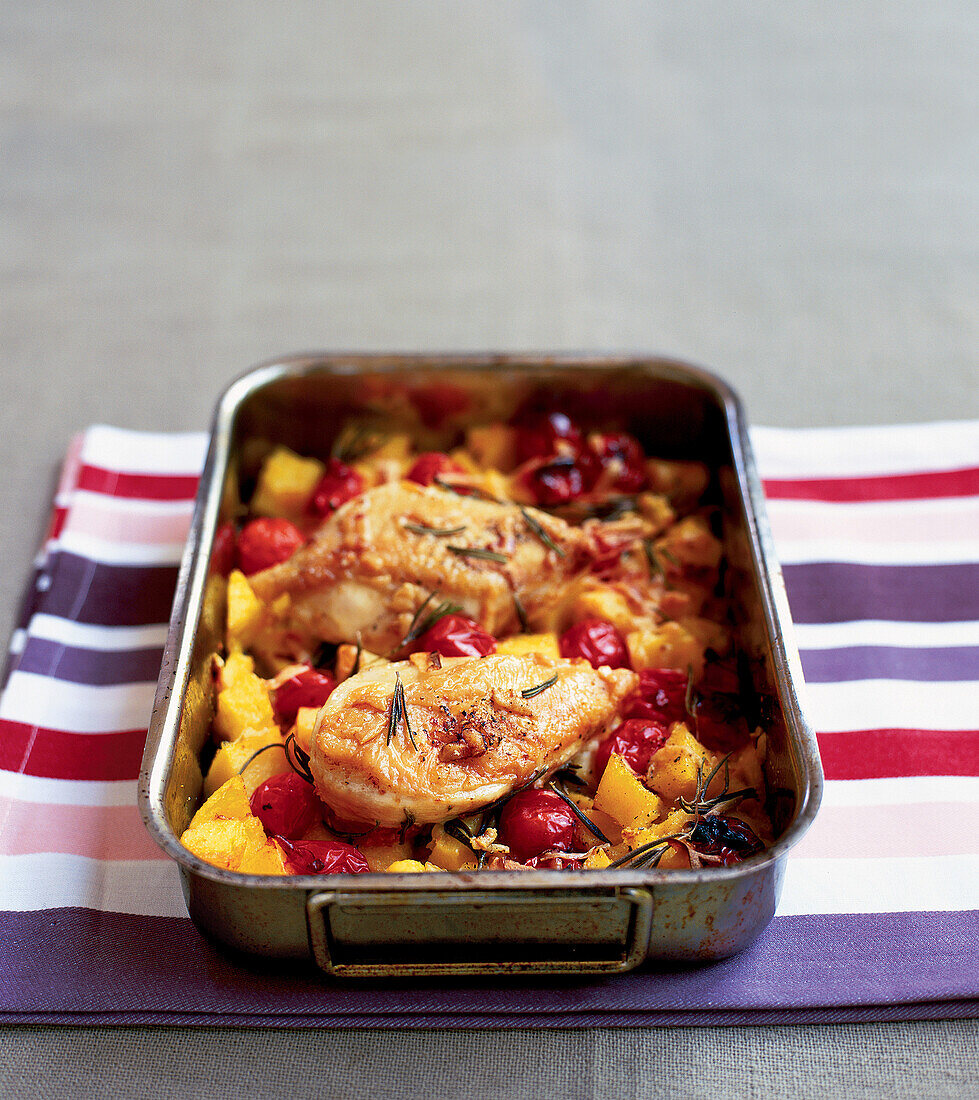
[769,499,979,546]
[62,494,193,545]
[0,797,168,861]
[763,466,979,502]
[791,802,979,860]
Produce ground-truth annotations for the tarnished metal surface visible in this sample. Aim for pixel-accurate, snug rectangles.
[139,353,823,977]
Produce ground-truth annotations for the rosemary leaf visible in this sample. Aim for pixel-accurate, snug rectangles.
[404,522,468,537]
[520,673,558,699]
[387,672,403,746]
[446,544,508,564]
[512,590,529,632]
[519,507,566,557]
[547,781,610,843]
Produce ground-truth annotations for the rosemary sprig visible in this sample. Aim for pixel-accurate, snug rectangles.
[330,422,386,463]
[387,672,416,749]
[520,673,558,699]
[546,781,610,844]
[519,507,565,557]
[399,592,462,650]
[446,544,508,564]
[512,590,529,632]
[433,477,501,504]
[236,740,288,778]
[606,833,688,869]
[404,522,468,537]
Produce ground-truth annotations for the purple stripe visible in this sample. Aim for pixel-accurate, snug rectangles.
[801,645,979,683]
[37,551,178,626]
[1,909,975,1022]
[15,637,164,686]
[782,562,979,624]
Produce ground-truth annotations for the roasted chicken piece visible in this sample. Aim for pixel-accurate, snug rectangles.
[309,651,638,827]
[250,481,583,656]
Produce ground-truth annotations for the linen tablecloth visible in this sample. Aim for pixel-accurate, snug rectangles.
[1,422,976,1026]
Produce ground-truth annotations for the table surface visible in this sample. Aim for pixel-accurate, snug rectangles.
[1,2,977,1097]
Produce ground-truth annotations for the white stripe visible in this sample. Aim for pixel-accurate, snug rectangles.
[778,854,979,915]
[0,853,186,916]
[8,629,26,656]
[795,620,979,650]
[0,672,156,733]
[55,529,186,566]
[772,539,979,566]
[806,679,979,733]
[752,420,979,479]
[80,426,208,475]
[0,772,137,807]
[22,615,169,651]
[819,775,979,808]
[70,489,196,518]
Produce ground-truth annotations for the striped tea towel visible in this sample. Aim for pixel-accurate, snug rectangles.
[0,422,976,1027]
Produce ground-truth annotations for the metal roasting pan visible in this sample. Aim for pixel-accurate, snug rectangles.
[139,353,823,978]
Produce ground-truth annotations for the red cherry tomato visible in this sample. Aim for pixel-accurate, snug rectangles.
[622,668,688,725]
[498,789,577,863]
[559,618,630,670]
[410,614,497,658]
[405,451,464,486]
[273,666,337,724]
[513,411,584,465]
[275,836,370,875]
[236,517,305,575]
[691,657,750,752]
[210,521,237,577]
[309,458,364,518]
[521,452,599,507]
[249,773,321,840]
[594,718,670,779]
[587,431,647,493]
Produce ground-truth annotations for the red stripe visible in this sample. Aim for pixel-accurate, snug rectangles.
[763,466,979,502]
[817,729,979,780]
[76,464,199,501]
[46,505,69,542]
[0,721,147,781]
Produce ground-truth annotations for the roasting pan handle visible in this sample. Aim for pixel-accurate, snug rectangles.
[306,886,653,977]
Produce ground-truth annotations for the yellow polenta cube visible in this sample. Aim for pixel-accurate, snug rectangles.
[427,824,477,871]
[203,731,288,798]
[213,651,277,742]
[226,569,264,651]
[189,773,252,827]
[657,515,722,570]
[584,848,612,870]
[180,816,262,870]
[571,584,635,635]
[647,724,717,803]
[626,621,704,678]
[237,838,290,875]
[495,632,561,661]
[465,424,518,471]
[593,753,664,830]
[250,446,325,521]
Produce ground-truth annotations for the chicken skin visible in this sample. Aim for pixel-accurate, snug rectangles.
[309,651,638,827]
[250,481,583,657]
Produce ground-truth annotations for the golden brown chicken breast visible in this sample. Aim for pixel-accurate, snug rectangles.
[309,651,638,826]
[250,481,583,656]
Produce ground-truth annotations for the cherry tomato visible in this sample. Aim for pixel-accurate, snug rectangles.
[593,718,670,779]
[410,614,497,658]
[309,458,364,518]
[275,836,370,875]
[513,411,584,465]
[249,773,321,840]
[498,789,577,863]
[688,815,762,865]
[521,453,599,507]
[236,517,305,575]
[273,666,337,724]
[405,451,464,486]
[210,521,237,577]
[622,668,688,725]
[691,658,750,752]
[587,431,647,493]
[559,618,630,669]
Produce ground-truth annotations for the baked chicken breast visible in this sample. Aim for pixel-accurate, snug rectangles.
[250,481,583,656]
[309,651,637,826]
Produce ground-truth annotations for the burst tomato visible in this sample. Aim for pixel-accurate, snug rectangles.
[687,815,763,865]
[236,517,305,575]
[249,773,321,841]
[308,458,364,517]
[622,668,688,725]
[559,618,630,669]
[498,789,577,863]
[210,521,237,577]
[593,718,670,779]
[521,452,599,507]
[273,666,337,724]
[275,836,370,875]
[410,614,496,658]
[513,411,584,465]
[405,451,464,486]
[587,431,647,492]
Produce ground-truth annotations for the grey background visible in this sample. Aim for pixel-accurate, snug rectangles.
[1,1,976,1096]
